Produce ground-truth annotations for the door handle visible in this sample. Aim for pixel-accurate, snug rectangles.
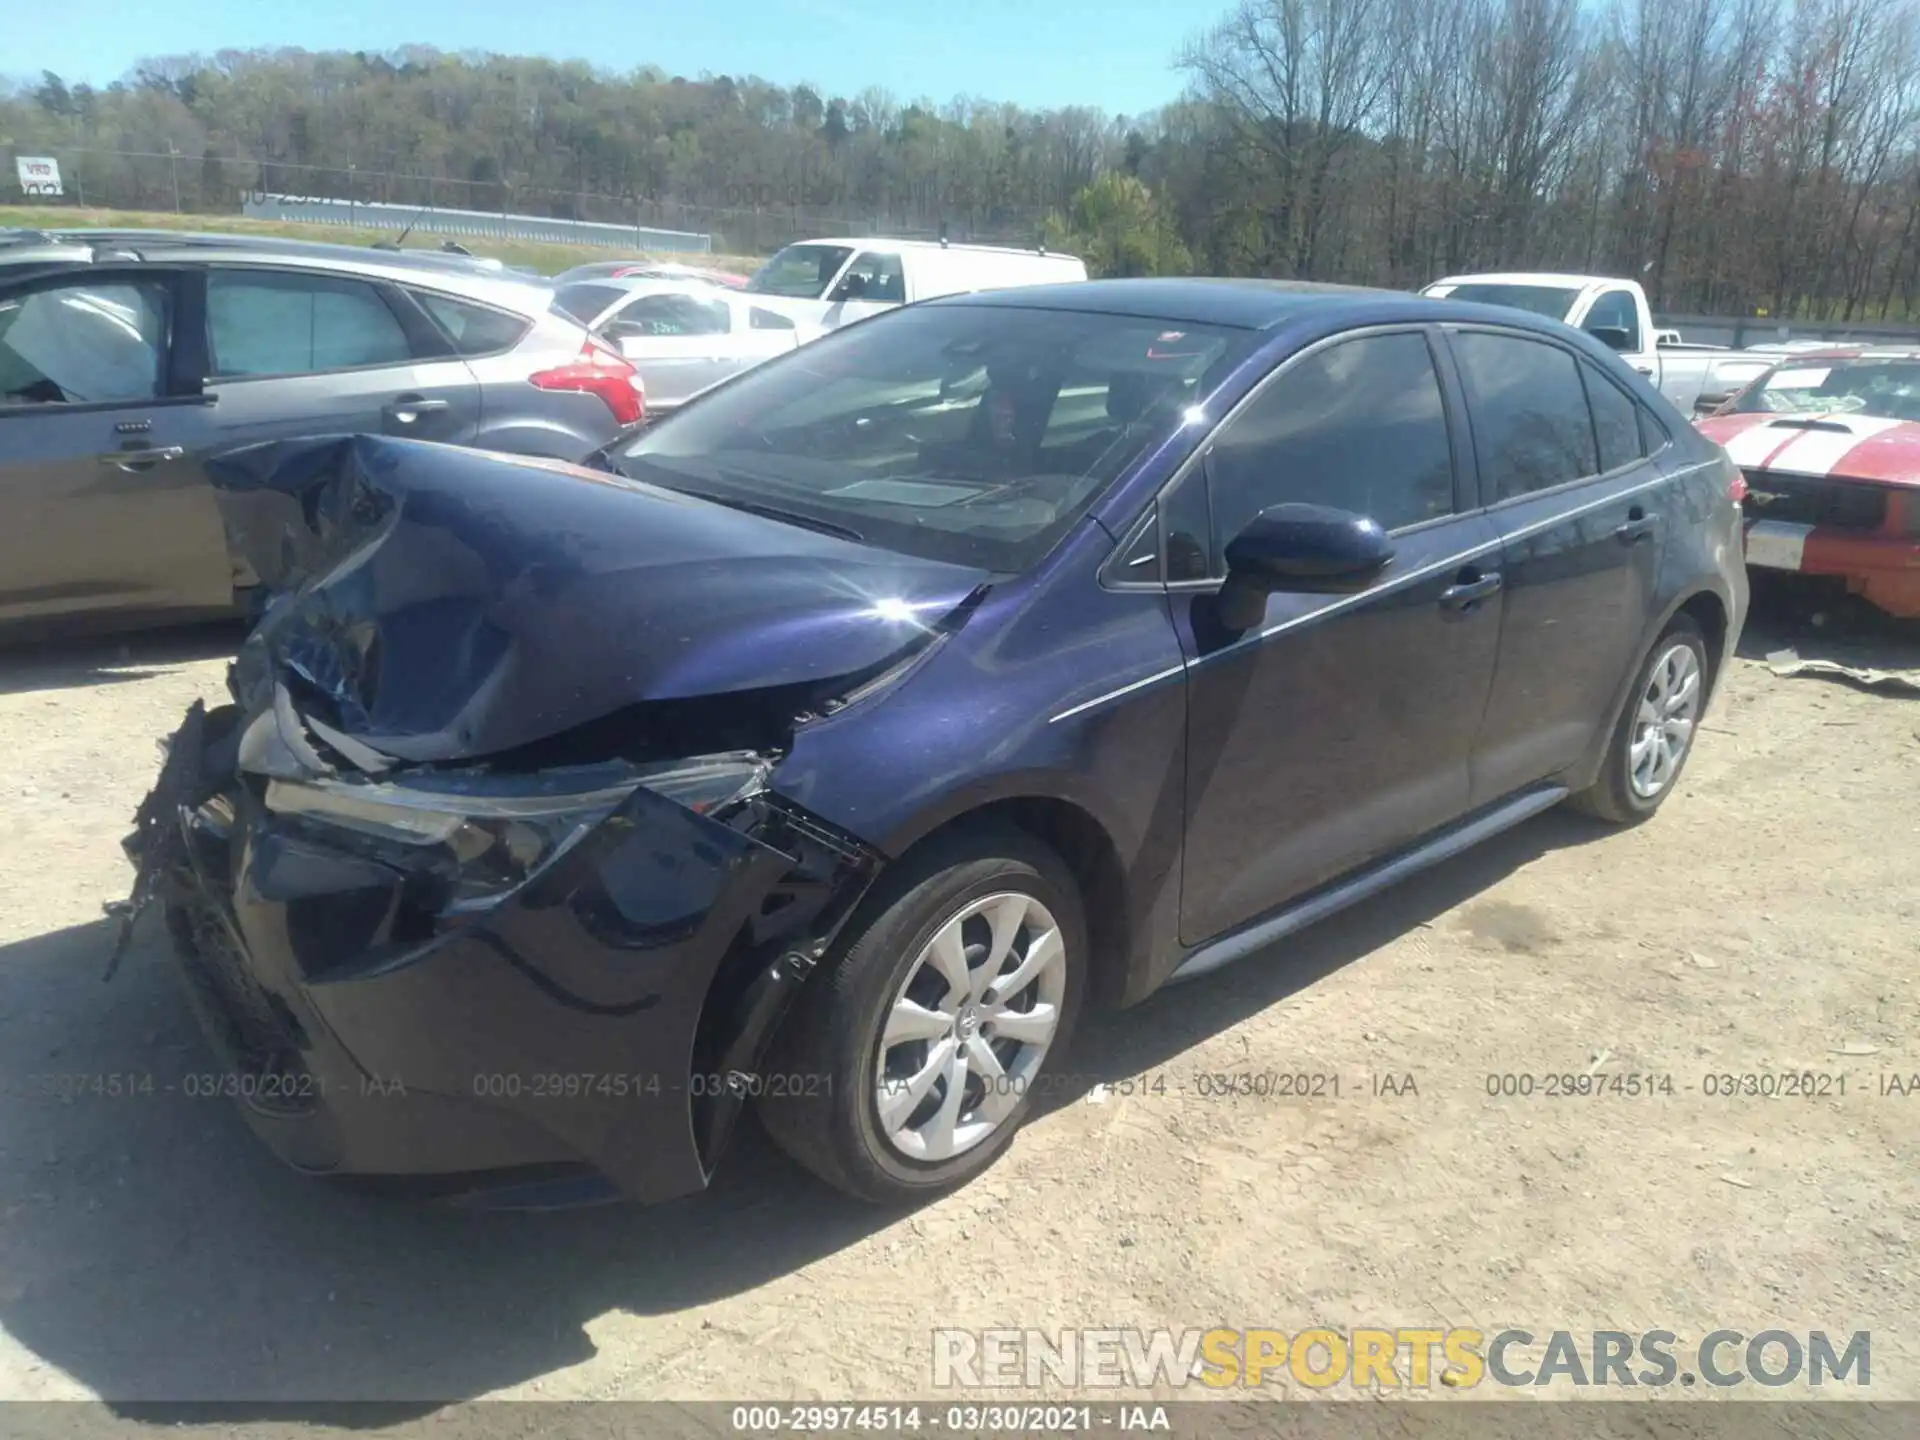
[1439,568,1502,612]
[97,445,185,472]
[1614,507,1661,544]
[384,395,451,425]
[1634,365,1655,376]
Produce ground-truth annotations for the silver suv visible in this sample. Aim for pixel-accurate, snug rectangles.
[0,230,644,639]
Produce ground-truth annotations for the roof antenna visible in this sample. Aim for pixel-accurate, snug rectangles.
[373,202,431,252]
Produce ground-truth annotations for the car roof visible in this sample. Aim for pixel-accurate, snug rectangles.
[934,277,1464,331]
[0,229,559,315]
[786,236,1082,261]
[1429,272,1617,290]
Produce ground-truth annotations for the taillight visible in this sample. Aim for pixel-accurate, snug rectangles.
[1727,467,1749,504]
[529,339,645,427]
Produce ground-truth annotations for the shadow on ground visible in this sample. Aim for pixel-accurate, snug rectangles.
[0,623,245,700]
[0,805,1600,1415]
[1737,572,1920,672]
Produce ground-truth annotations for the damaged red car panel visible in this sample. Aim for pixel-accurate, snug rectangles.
[1699,350,1920,619]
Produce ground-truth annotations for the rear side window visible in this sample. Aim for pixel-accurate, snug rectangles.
[1452,331,1598,500]
[611,293,731,336]
[207,271,413,378]
[1582,360,1646,473]
[412,291,530,356]
[1207,330,1456,549]
[551,282,627,326]
[0,279,168,405]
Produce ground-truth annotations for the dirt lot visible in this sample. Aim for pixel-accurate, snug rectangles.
[0,581,1915,1416]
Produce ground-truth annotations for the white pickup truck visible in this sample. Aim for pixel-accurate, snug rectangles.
[1421,272,1777,416]
[744,237,1088,331]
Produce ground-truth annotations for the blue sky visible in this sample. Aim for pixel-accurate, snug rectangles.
[10,0,1200,118]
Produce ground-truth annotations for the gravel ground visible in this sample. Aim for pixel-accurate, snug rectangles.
[0,582,1915,1418]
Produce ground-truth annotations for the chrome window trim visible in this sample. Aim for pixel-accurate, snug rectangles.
[1050,456,1718,726]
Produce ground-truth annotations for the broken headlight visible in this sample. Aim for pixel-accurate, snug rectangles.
[263,752,769,911]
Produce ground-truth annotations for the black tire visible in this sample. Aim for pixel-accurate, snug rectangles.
[755,824,1088,1205]
[1568,614,1710,825]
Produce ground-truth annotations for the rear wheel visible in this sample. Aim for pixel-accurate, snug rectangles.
[755,825,1086,1204]
[1568,615,1709,824]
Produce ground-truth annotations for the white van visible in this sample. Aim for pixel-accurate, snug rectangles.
[743,237,1087,328]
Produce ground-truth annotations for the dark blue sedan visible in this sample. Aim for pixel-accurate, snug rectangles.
[124,278,1749,1206]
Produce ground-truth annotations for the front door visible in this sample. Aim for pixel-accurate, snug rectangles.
[0,269,232,628]
[1173,327,1505,947]
[1442,327,1669,804]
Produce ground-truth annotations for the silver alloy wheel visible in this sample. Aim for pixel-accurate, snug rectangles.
[874,891,1067,1162]
[1628,641,1702,800]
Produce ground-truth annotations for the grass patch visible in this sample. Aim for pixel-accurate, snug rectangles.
[0,205,764,277]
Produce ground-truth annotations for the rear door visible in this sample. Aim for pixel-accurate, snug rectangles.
[1446,326,1669,804]
[0,267,234,628]
[197,265,482,451]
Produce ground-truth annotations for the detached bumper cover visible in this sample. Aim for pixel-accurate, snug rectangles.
[129,705,878,1203]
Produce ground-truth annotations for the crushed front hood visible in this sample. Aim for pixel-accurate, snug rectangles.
[210,435,987,764]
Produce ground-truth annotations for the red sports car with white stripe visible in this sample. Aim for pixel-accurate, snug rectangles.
[1698,348,1920,619]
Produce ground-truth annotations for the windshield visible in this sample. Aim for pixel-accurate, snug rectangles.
[746,243,855,299]
[614,302,1254,571]
[1730,357,1920,421]
[1438,283,1582,322]
[551,281,626,326]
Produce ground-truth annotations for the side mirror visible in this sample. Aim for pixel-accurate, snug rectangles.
[1586,325,1634,352]
[1215,503,1394,631]
[832,273,870,302]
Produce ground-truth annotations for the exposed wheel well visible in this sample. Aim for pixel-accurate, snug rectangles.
[900,798,1132,1010]
[1673,590,1728,693]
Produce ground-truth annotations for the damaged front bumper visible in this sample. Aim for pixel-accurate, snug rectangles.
[121,697,881,1206]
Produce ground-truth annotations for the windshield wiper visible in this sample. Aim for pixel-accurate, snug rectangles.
[696,493,865,542]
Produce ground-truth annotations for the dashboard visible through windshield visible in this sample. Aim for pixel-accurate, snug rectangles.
[614,302,1253,571]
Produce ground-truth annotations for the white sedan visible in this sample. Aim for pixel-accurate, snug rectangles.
[548,278,824,416]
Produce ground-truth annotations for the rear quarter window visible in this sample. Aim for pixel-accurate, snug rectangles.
[411,291,531,356]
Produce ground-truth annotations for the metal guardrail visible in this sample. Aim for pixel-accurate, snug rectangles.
[241,193,712,254]
[1657,312,1920,349]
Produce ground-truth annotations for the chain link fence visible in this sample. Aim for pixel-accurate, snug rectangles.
[3,146,1054,257]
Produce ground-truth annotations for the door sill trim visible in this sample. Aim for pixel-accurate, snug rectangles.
[1168,784,1569,986]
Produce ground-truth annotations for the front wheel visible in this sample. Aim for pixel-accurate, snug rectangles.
[1568,615,1710,824]
[755,826,1087,1204]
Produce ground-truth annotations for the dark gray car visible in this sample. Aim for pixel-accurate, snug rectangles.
[0,231,644,639]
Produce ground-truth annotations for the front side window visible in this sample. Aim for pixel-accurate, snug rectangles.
[616,303,1255,571]
[1451,331,1599,501]
[1585,290,1643,351]
[1206,330,1456,558]
[208,271,414,378]
[0,280,168,405]
[746,243,855,300]
[612,294,732,337]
